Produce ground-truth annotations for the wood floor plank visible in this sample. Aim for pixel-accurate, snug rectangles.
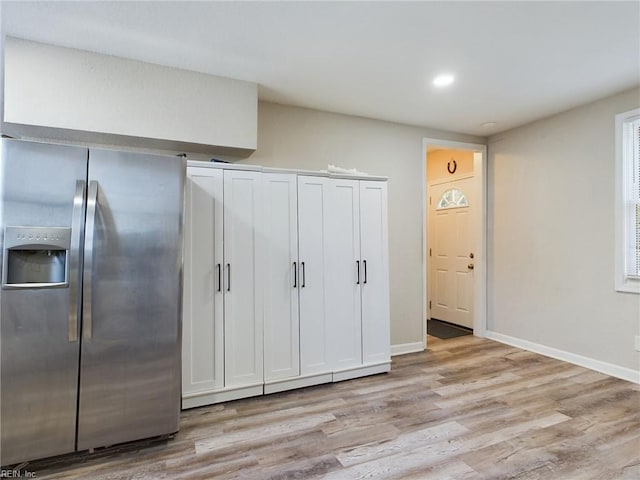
[17,335,639,480]
[195,412,336,454]
[336,420,470,467]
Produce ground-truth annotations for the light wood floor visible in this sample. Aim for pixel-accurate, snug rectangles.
[25,335,640,479]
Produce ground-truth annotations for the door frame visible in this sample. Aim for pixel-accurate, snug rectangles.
[421,138,487,348]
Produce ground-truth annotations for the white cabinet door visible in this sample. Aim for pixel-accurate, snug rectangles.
[223,170,263,387]
[298,176,331,375]
[182,167,224,395]
[360,181,391,365]
[326,179,362,370]
[262,173,300,381]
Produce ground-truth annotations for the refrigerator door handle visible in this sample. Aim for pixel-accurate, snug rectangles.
[82,181,99,340]
[68,180,86,342]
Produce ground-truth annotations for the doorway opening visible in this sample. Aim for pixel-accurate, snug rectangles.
[422,138,487,347]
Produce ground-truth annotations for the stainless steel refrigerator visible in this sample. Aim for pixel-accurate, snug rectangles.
[0,138,185,466]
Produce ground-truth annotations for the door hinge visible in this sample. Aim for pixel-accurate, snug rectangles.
[429,300,432,309]
[429,196,432,205]
[429,248,431,257]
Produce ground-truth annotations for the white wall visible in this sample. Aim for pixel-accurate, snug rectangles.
[3,37,257,155]
[242,102,484,347]
[487,87,640,372]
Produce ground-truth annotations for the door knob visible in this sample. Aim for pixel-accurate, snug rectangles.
[468,263,474,270]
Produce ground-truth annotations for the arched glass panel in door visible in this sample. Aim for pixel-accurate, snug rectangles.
[437,188,468,210]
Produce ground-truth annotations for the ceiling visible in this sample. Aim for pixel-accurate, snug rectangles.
[2,1,639,136]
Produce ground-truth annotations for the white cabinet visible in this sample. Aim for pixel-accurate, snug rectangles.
[326,179,391,382]
[326,179,363,372]
[262,174,300,383]
[183,163,390,408]
[359,181,390,366]
[297,176,331,377]
[182,167,224,397]
[182,167,263,409]
[262,175,336,394]
[296,176,389,381]
[223,170,263,388]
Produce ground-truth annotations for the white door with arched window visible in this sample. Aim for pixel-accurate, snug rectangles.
[428,177,475,329]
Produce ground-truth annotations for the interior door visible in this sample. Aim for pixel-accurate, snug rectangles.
[298,176,330,375]
[360,181,390,365]
[326,178,362,370]
[262,173,300,381]
[182,167,224,396]
[223,170,263,388]
[429,177,474,328]
[77,149,183,450]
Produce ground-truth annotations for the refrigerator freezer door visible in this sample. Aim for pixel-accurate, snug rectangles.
[0,139,88,465]
[77,149,184,450]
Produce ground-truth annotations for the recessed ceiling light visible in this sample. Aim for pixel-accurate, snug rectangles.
[482,122,497,128]
[433,74,455,87]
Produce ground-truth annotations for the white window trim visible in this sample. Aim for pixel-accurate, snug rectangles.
[615,108,640,294]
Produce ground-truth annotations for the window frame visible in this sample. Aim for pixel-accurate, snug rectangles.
[615,107,640,294]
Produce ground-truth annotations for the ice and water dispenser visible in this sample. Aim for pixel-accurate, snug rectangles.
[2,226,71,288]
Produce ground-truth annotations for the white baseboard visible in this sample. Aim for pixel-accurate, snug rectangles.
[485,330,640,384]
[390,341,424,356]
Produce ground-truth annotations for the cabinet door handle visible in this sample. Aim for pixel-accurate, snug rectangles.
[301,261,306,288]
[293,261,297,288]
[356,260,360,285]
[226,263,231,292]
[217,264,221,292]
[363,260,367,284]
